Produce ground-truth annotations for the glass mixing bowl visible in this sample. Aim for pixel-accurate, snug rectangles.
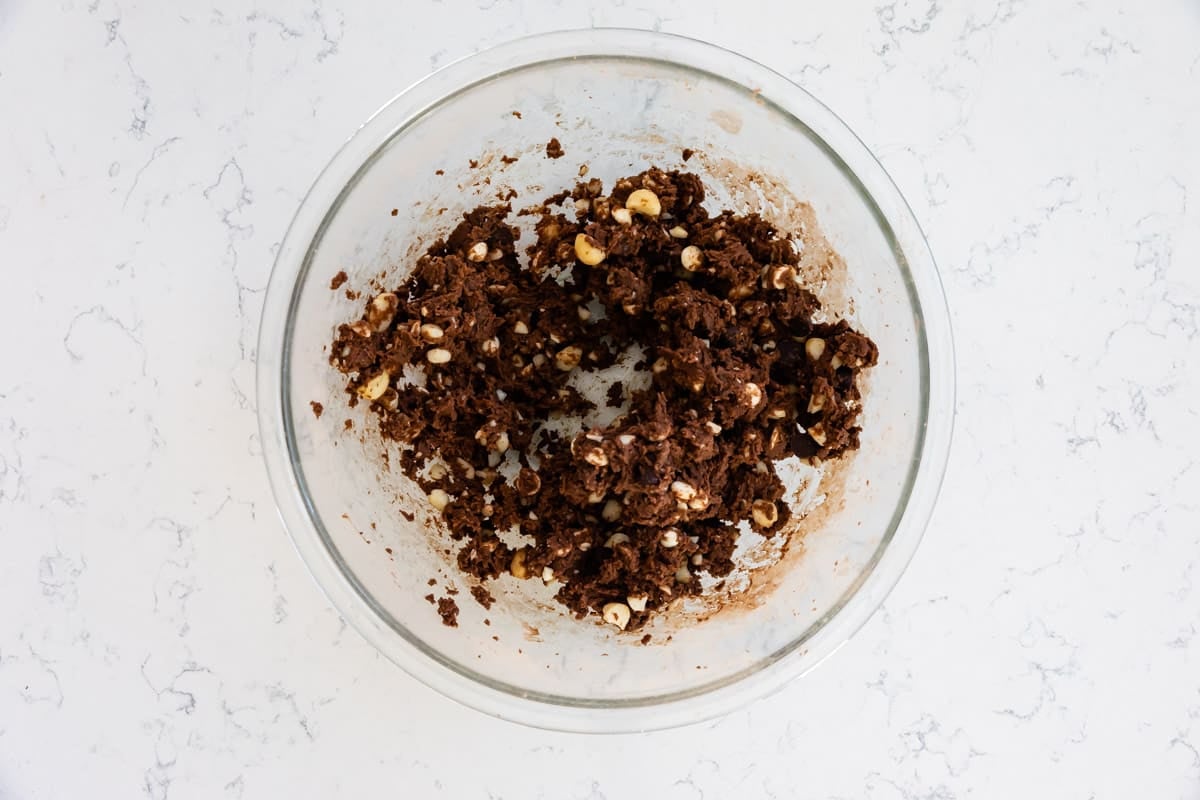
[257,29,954,732]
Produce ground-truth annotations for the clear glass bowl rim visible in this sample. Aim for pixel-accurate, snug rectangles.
[256,27,956,733]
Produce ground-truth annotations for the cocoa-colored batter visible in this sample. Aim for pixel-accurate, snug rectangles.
[329,168,876,630]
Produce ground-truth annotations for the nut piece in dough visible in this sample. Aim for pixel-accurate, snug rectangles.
[574,233,607,265]
[808,423,828,446]
[742,382,763,409]
[510,548,529,579]
[601,498,623,522]
[765,264,796,290]
[624,188,662,217]
[366,292,399,332]
[602,602,631,630]
[751,499,779,528]
[426,347,452,364]
[428,488,449,512]
[467,242,488,262]
[670,480,698,503]
[555,345,584,371]
[357,371,391,400]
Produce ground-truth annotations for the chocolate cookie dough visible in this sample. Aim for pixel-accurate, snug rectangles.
[330,167,877,630]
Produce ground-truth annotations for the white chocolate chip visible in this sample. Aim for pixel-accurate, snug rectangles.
[532,353,547,367]
[428,489,449,512]
[706,421,723,435]
[575,198,591,214]
[691,553,703,566]
[675,565,692,583]
[617,434,636,447]
[601,499,623,522]
[807,393,825,413]
[805,337,826,360]
[767,407,788,420]
[427,462,448,480]
[668,225,688,239]
[481,337,500,356]
[541,566,555,583]
[584,447,609,467]
[627,595,648,612]
[651,357,669,374]
[751,499,779,528]
[513,320,529,335]
[624,188,662,217]
[587,491,606,504]
[426,347,452,364]
[577,306,591,321]
[467,242,488,262]
[659,528,680,548]
[605,532,631,548]
[602,602,631,630]
[680,245,703,271]
[831,355,844,370]
[611,207,633,225]
[574,233,607,265]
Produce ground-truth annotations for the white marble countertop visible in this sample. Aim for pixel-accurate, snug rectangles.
[2,1,1198,797]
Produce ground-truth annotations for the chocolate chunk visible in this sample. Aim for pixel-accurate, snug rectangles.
[329,270,348,290]
[545,137,564,159]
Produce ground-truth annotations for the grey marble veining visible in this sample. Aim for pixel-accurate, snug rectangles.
[0,0,1197,797]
